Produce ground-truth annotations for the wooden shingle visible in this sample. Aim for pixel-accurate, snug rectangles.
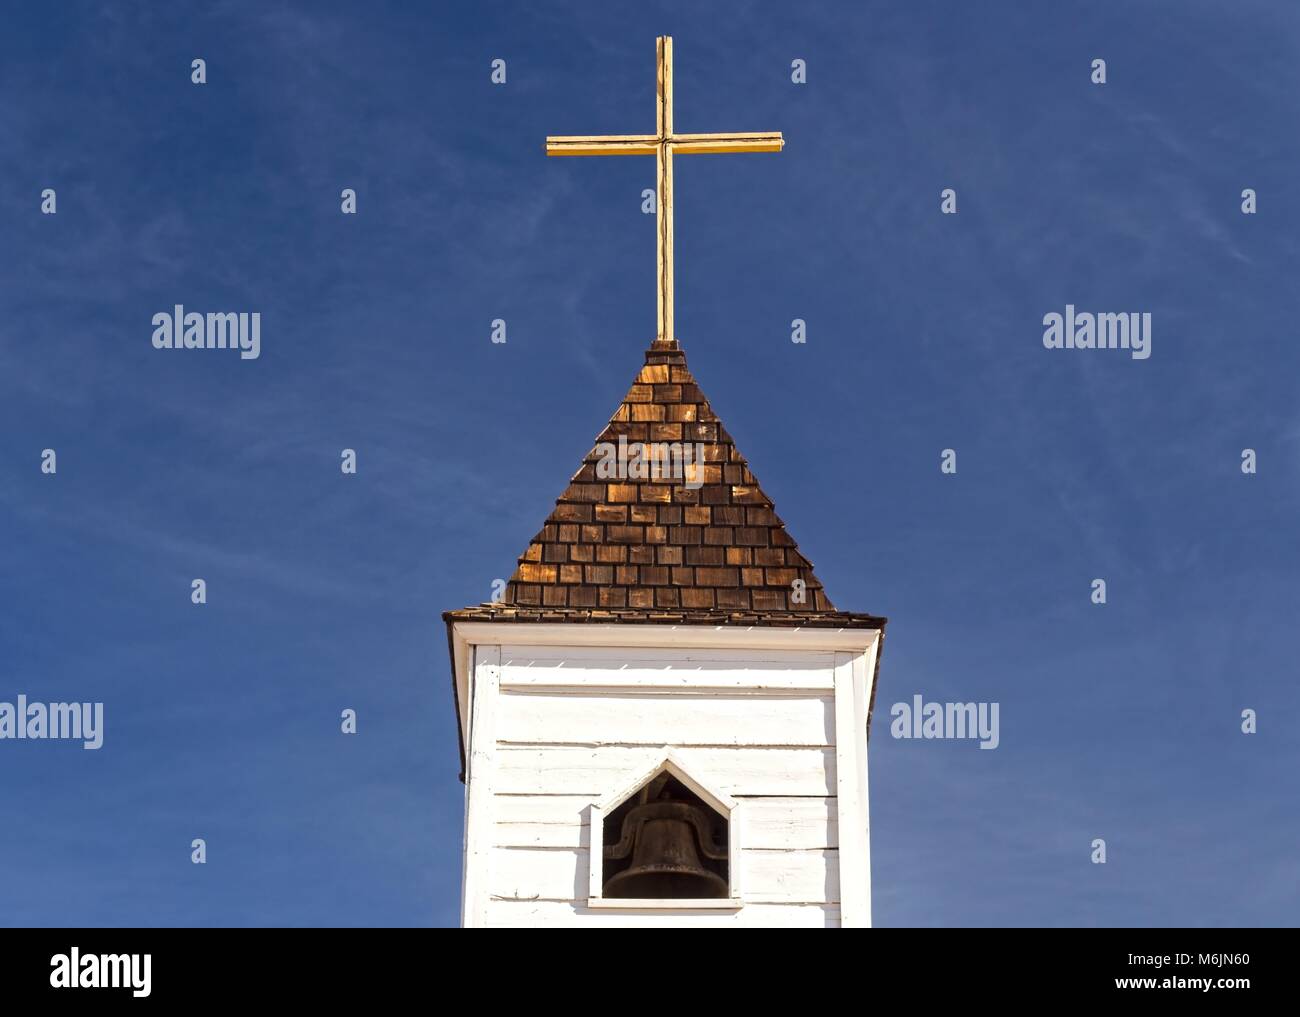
[451,342,881,626]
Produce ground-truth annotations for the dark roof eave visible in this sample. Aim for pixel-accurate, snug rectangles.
[442,605,887,627]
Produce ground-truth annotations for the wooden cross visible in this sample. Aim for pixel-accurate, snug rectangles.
[547,36,783,347]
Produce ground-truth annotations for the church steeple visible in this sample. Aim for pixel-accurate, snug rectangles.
[443,36,885,930]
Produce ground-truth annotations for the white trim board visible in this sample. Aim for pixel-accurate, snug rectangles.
[449,621,882,756]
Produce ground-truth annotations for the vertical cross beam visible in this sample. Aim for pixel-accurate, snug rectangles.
[656,36,674,347]
[545,36,783,348]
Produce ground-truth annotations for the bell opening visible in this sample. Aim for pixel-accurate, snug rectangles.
[602,770,729,900]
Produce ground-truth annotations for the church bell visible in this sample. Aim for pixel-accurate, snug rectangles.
[602,781,729,899]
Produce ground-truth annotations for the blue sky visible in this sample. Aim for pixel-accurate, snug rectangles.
[1,0,1297,927]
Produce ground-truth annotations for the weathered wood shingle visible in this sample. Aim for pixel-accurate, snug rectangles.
[447,341,883,628]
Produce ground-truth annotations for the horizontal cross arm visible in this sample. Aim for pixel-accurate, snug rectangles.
[546,131,784,157]
[546,135,659,156]
[669,132,784,154]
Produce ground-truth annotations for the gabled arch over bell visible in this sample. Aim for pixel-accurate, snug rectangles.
[588,749,743,908]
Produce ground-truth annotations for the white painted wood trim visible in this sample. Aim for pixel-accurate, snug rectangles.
[460,645,501,928]
[458,765,470,925]
[588,802,604,902]
[592,748,740,815]
[586,897,743,910]
[452,621,881,656]
[495,690,834,747]
[451,622,878,764]
[494,745,836,797]
[498,645,838,692]
[486,900,837,927]
[501,673,834,693]
[501,644,839,663]
[729,799,745,900]
[858,642,878,927]
[833,651,870,927]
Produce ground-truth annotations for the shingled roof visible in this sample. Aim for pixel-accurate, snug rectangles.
[444,339,885,629]
[443,338,886,778]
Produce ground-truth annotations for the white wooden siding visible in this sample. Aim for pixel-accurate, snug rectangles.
[485,901,840,928]
[489,847,839,904]
[493,745,836,796]
[500,644,837,691]
[501,644,838,669]
[496,690,833,747]
[492,795,837,850]
[456,635,876,927]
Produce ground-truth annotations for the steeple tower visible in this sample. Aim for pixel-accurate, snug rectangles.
[443,38,886,929]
